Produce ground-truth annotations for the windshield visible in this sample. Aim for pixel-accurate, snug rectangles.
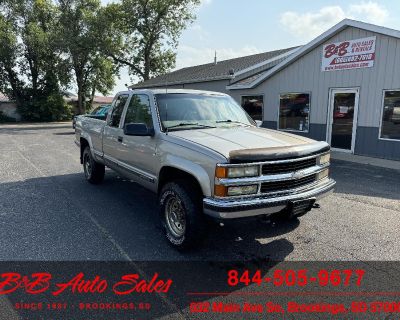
[155,93,255,131]
[90,106,103,115]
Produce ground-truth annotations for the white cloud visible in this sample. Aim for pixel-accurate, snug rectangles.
[280,6,346,40]
[175,45,260,69]
[349,2,388,24]
[280,2,389,41]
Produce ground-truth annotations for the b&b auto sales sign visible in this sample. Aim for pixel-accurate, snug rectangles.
[321,36,376,72]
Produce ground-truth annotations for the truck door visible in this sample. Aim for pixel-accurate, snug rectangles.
[102,93,129,171]
[118,94,158,191]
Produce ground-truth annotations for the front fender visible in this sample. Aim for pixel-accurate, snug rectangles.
[161,154,213,197]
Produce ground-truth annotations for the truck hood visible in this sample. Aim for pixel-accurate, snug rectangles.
[170,126,320,160]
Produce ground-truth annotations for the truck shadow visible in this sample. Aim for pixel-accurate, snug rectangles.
[99,171,298,261]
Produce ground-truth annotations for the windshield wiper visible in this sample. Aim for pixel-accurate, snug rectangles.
[166,122,216,130]
[216,119,251,126]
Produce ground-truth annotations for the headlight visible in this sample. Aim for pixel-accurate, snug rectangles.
[317,169,329,180]
[318,153,330,165]
[215,165,259,179]
[227,185,258,196]
[225,166,259,178]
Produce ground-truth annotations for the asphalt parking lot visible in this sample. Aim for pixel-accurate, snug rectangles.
[0,122,399,261]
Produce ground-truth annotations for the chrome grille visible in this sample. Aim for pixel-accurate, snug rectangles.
[262,158,317,175]
[260,174,316,193]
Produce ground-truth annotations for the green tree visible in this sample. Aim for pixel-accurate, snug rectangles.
[0,13,23,105]
[103,0,201,81]
[87,56,116,106]
[0,0,72,121]
[58,0,118,114]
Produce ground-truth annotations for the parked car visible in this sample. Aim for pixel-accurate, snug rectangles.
[72,104,111,129]
[75,89,335,250]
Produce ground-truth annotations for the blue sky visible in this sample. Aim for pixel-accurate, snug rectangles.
[112,0,400,93]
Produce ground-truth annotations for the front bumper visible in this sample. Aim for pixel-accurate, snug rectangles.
[203,178,335,219]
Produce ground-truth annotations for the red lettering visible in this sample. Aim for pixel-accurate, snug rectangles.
[325,42,350,58]
[113,273,172,295]
[52,273,108,296]
[24,273,51,294]
[0,273,21,294]
[0,273,51,294]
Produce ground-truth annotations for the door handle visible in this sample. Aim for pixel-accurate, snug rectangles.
[118,136,123,143]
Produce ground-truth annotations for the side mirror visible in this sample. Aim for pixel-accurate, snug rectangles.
[255,120,262,127]
[124,123,155,136]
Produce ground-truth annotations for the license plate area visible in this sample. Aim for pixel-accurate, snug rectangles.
[289,198,316,216]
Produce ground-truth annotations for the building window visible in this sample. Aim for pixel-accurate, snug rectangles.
[380,90,400,140]
[241,95,263,121]
[279,93,310,132]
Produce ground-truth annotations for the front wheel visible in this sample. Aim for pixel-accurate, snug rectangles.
[82,146,105,184]
[159,181,206,250]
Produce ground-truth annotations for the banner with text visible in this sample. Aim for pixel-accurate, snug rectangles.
[321,36,376,72]
[2,261,400,319]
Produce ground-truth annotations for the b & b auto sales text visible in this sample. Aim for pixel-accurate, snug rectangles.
[0,272,172,295]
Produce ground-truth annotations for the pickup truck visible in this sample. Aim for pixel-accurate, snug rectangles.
[75,89,335,249]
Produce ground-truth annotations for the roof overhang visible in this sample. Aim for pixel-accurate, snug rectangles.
[227,19,400,90]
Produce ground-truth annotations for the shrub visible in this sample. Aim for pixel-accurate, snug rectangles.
[17,93,73,122]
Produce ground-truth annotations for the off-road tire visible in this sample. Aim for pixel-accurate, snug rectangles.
[82,146,105,184]
[159,180,206,250]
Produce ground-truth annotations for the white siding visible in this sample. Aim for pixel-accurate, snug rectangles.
[229,26,400,128]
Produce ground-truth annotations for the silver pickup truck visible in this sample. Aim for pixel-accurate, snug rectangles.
[75,89,335,249]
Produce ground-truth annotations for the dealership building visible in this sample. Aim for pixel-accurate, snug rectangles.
[131,19,400,160]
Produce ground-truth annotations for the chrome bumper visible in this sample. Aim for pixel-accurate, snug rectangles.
[203,178,335,219]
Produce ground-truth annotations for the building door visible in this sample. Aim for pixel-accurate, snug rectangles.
[327,88,359,152]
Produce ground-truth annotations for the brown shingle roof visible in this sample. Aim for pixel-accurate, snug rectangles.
[130,46,300,88]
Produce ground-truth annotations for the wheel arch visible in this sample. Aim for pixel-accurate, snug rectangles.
[158,166,210,197]
[79,137,90,164]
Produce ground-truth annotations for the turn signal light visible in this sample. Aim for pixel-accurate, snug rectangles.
[214,184,227,197]
[215,166,227,178]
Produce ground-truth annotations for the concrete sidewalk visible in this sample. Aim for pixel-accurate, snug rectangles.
[331,151,400,171]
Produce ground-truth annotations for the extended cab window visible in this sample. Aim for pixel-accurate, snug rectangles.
[124,94,153,128]
[109,94,129,127]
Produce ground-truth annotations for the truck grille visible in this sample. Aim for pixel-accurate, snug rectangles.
[262,158,317,175]
[260,174,316,193]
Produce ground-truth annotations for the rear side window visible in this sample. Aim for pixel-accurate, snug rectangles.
[124,94,153,128]
[109,94,129,127]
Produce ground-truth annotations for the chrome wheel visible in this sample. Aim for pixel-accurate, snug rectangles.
[165,196,186,238]
[83,153,92,179]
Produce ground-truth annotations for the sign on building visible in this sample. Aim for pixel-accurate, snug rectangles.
[321,36,376,72]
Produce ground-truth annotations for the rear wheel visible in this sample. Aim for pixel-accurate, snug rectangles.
[83,146,105,184]
[159,180,206,250]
